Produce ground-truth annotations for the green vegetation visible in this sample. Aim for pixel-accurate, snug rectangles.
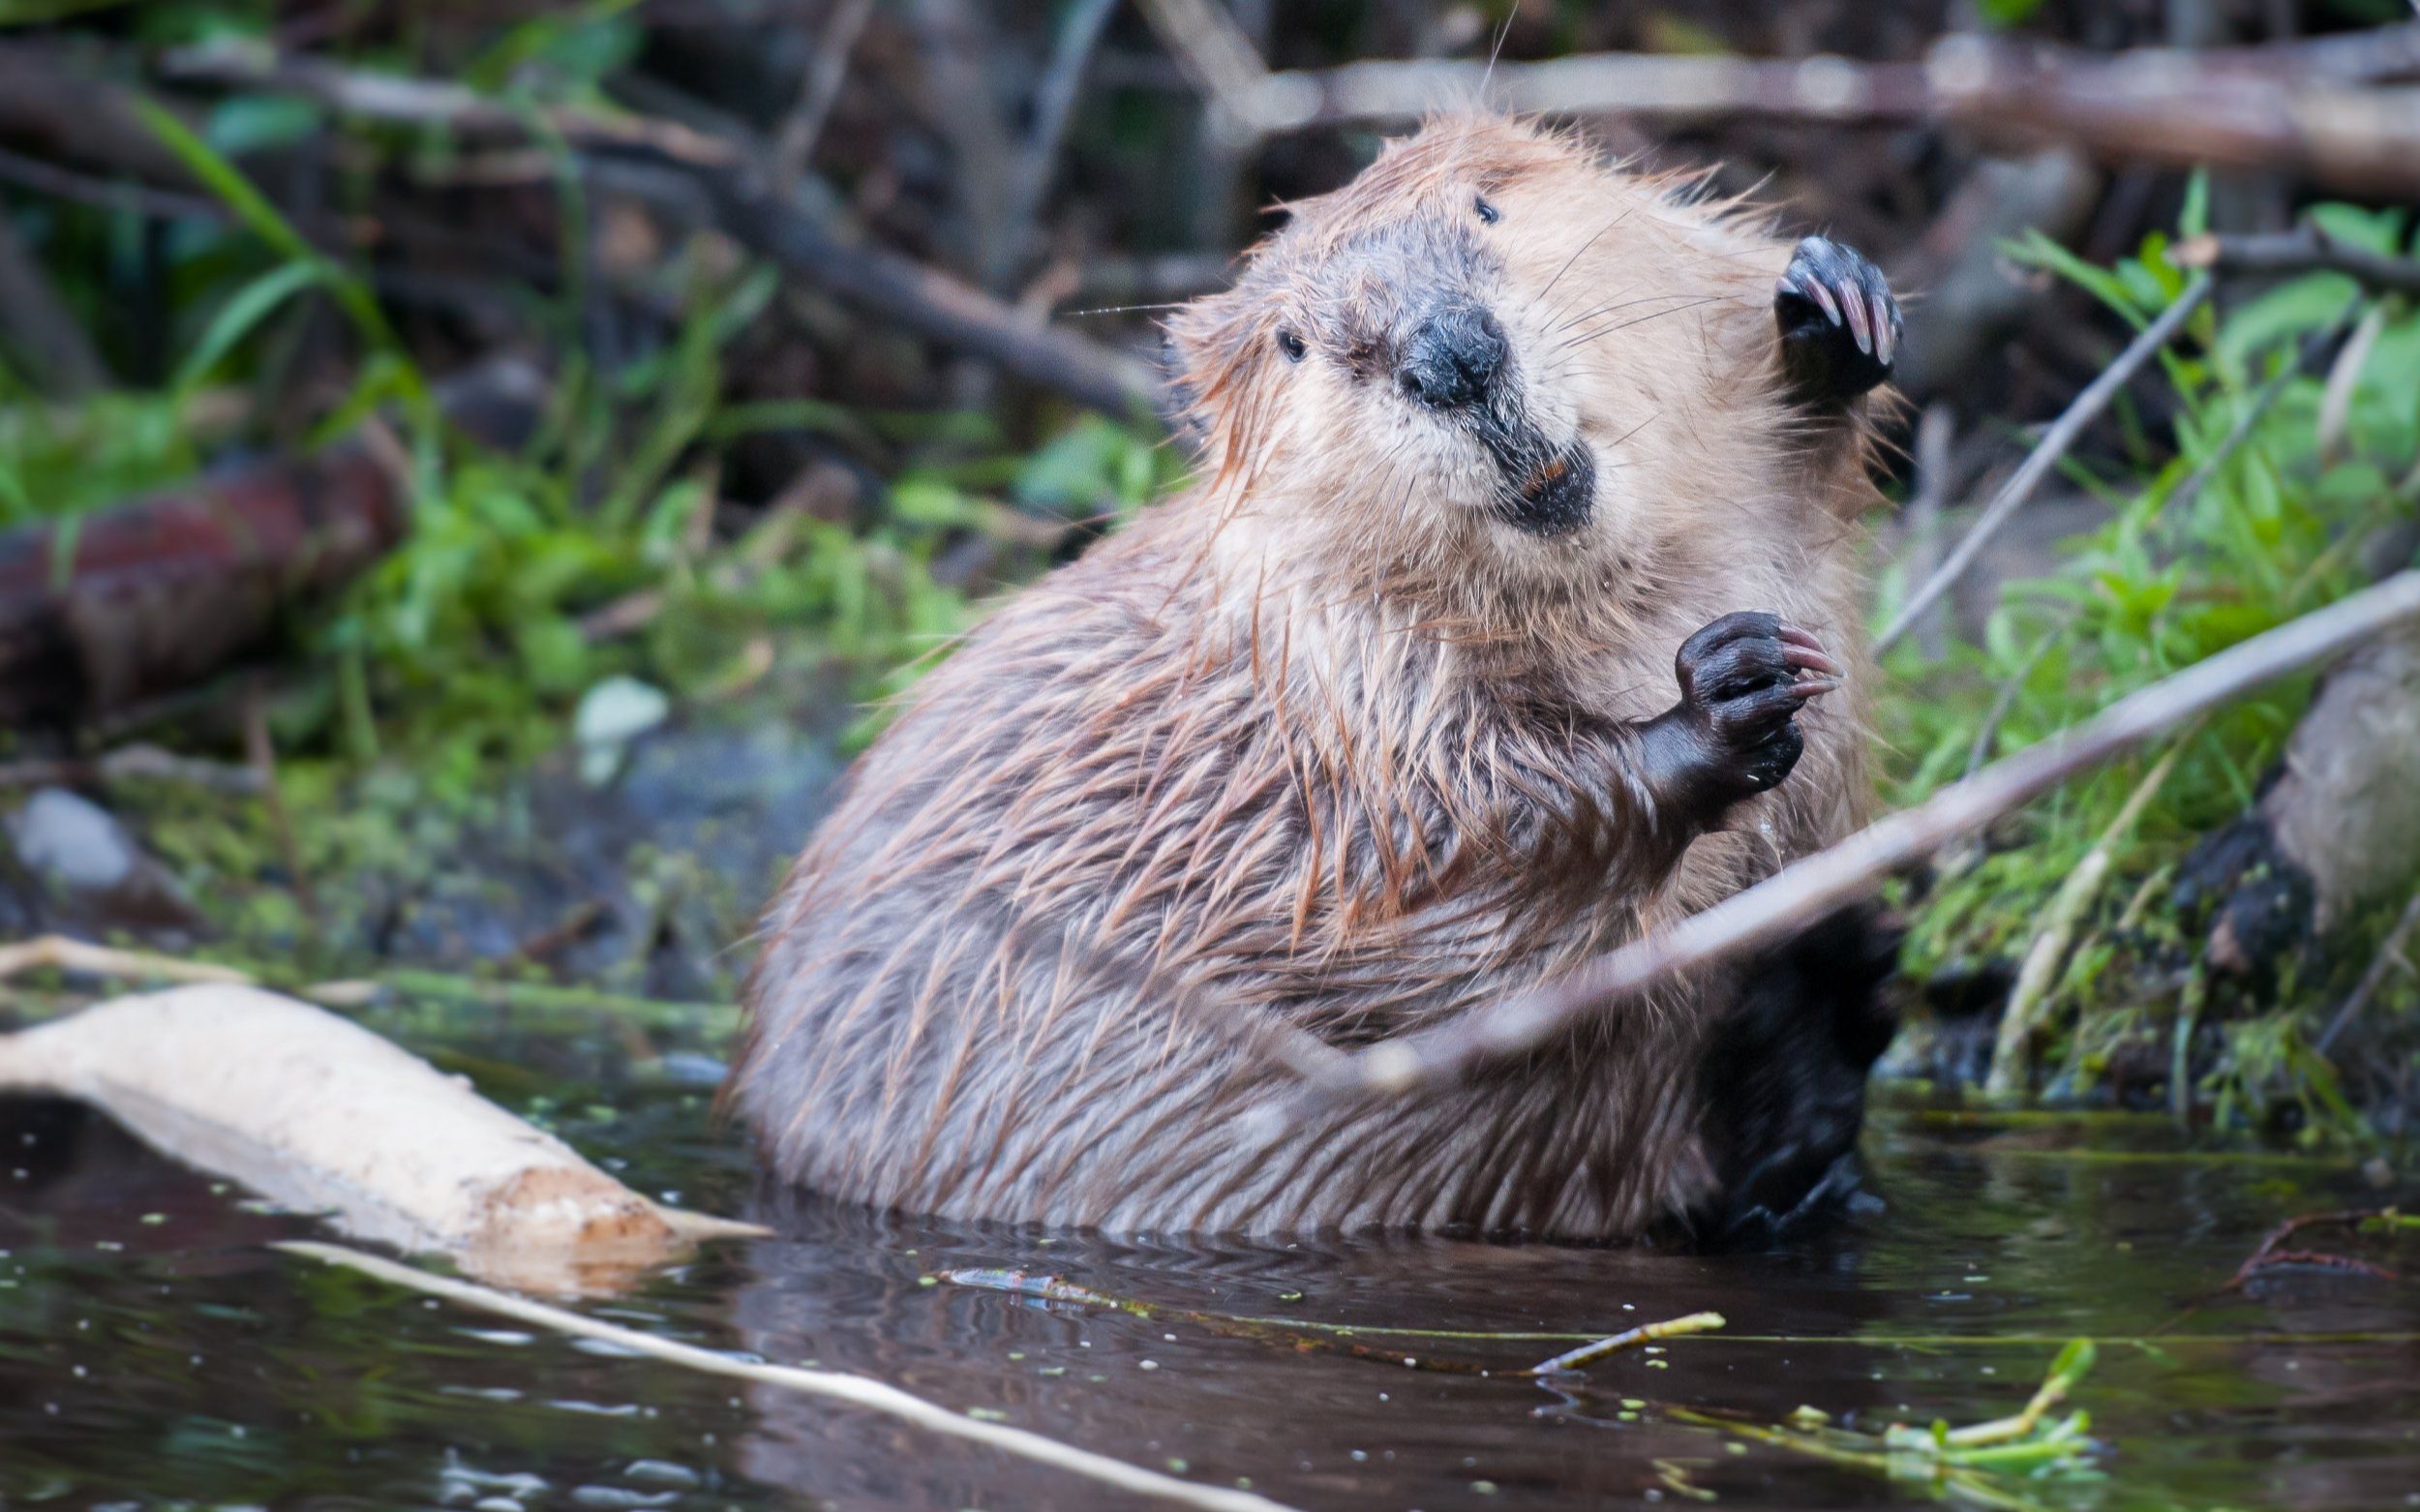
[1877,189,2420,1138]
[1678,1341,2103,1510]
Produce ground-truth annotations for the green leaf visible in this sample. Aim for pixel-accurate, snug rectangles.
[2002,229,2142,324]
[2178,170,2211,238]
[171,259,326,395]
[134,95,429,420]
[2215,274,2357,367]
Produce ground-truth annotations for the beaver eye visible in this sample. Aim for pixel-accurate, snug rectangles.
[1474,196,1500,225]
[1276,328,1306,362]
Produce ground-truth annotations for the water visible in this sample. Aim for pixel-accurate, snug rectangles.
[0,1013,2412,1511]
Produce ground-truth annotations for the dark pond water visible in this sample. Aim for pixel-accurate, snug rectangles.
[0,1009,2413,1511]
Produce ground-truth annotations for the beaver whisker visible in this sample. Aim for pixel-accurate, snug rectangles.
[1549,288,1716,337]
[1534,207,1638,309]
[1562,296,1728,349]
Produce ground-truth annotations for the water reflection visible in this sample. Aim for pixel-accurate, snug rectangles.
[0,1054,2413,1510]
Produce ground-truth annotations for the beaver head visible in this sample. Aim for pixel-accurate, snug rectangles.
[1165,115,1806,613]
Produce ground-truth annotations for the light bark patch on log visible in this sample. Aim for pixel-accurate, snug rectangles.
[0,984,760,1293]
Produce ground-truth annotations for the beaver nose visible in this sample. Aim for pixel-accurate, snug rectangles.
[1396,304,1508,410]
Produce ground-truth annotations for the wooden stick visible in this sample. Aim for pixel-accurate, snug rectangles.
[159,43,739,166]
[1190,28,2420,198]
[2173,226,2420,298]
[0,935,253,987]
[1875,275,2211,654]
[1283,570,2420,1110]
[1983,732,2193,1096]
[771,0,875,183]
[279,1241,1303,1512]
[2314,892,2420,1056]
[1528,1311,1727,1376]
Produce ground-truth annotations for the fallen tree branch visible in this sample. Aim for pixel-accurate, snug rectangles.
[696,166,1162,416]
[4,986,763,1294]
[1147,22,2420,198]
[1279,570,2420,1112]
[280,1241,1301,1512]
[1876,275,2212,654]
[129,42,1162,417]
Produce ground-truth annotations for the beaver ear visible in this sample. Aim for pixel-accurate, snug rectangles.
[1158,332,1209,456]
[1160,295,1259,463]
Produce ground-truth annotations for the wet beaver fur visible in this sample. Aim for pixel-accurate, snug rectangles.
[732,115,1904,1242]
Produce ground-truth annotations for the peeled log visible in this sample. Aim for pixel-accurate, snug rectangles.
[0,985,759,1293]
[2182,621,2420,972]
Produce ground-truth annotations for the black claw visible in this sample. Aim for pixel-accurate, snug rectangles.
[1775,235,1900,407]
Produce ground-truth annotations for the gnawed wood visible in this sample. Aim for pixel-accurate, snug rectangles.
[0,984,761,1294]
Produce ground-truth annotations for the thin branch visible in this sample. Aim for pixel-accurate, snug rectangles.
[2315,891,2420,1056]
[1276,570,2420,1114]
[0,41,1160,417]
[1528,1312,1727,1376]
[0,935,253,987]
[2173,226,2420,297]
[1134,0,1272,138]
[159,42,739,166]
[279,1241,1303,1512]
[1006,0,1125,234]
[771,0,876,184]
[1876,275,2211,654]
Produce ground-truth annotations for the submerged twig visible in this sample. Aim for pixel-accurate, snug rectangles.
[0,744,264,794]
[1277,571,2420,1112]
[2227,1208,2405,1290]
[1877,275,2212,653]
[283,1243,1299,1512]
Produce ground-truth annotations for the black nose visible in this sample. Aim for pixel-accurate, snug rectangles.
[1396,304,1508,410]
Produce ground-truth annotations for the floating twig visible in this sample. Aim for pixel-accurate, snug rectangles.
[1528,1312,1727,1376]
[283,1243,1301,1512]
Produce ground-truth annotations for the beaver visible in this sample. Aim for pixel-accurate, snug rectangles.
[730,114,1903,1241]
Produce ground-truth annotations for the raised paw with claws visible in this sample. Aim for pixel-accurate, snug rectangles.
[1644,611,1841,816]
[1775,235,1901,407]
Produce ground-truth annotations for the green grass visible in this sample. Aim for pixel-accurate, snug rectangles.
[1875,191,2420,1136]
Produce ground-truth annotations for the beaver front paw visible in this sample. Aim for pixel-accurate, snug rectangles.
[1647,611,1839,813]
[1775,236,1900,406]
